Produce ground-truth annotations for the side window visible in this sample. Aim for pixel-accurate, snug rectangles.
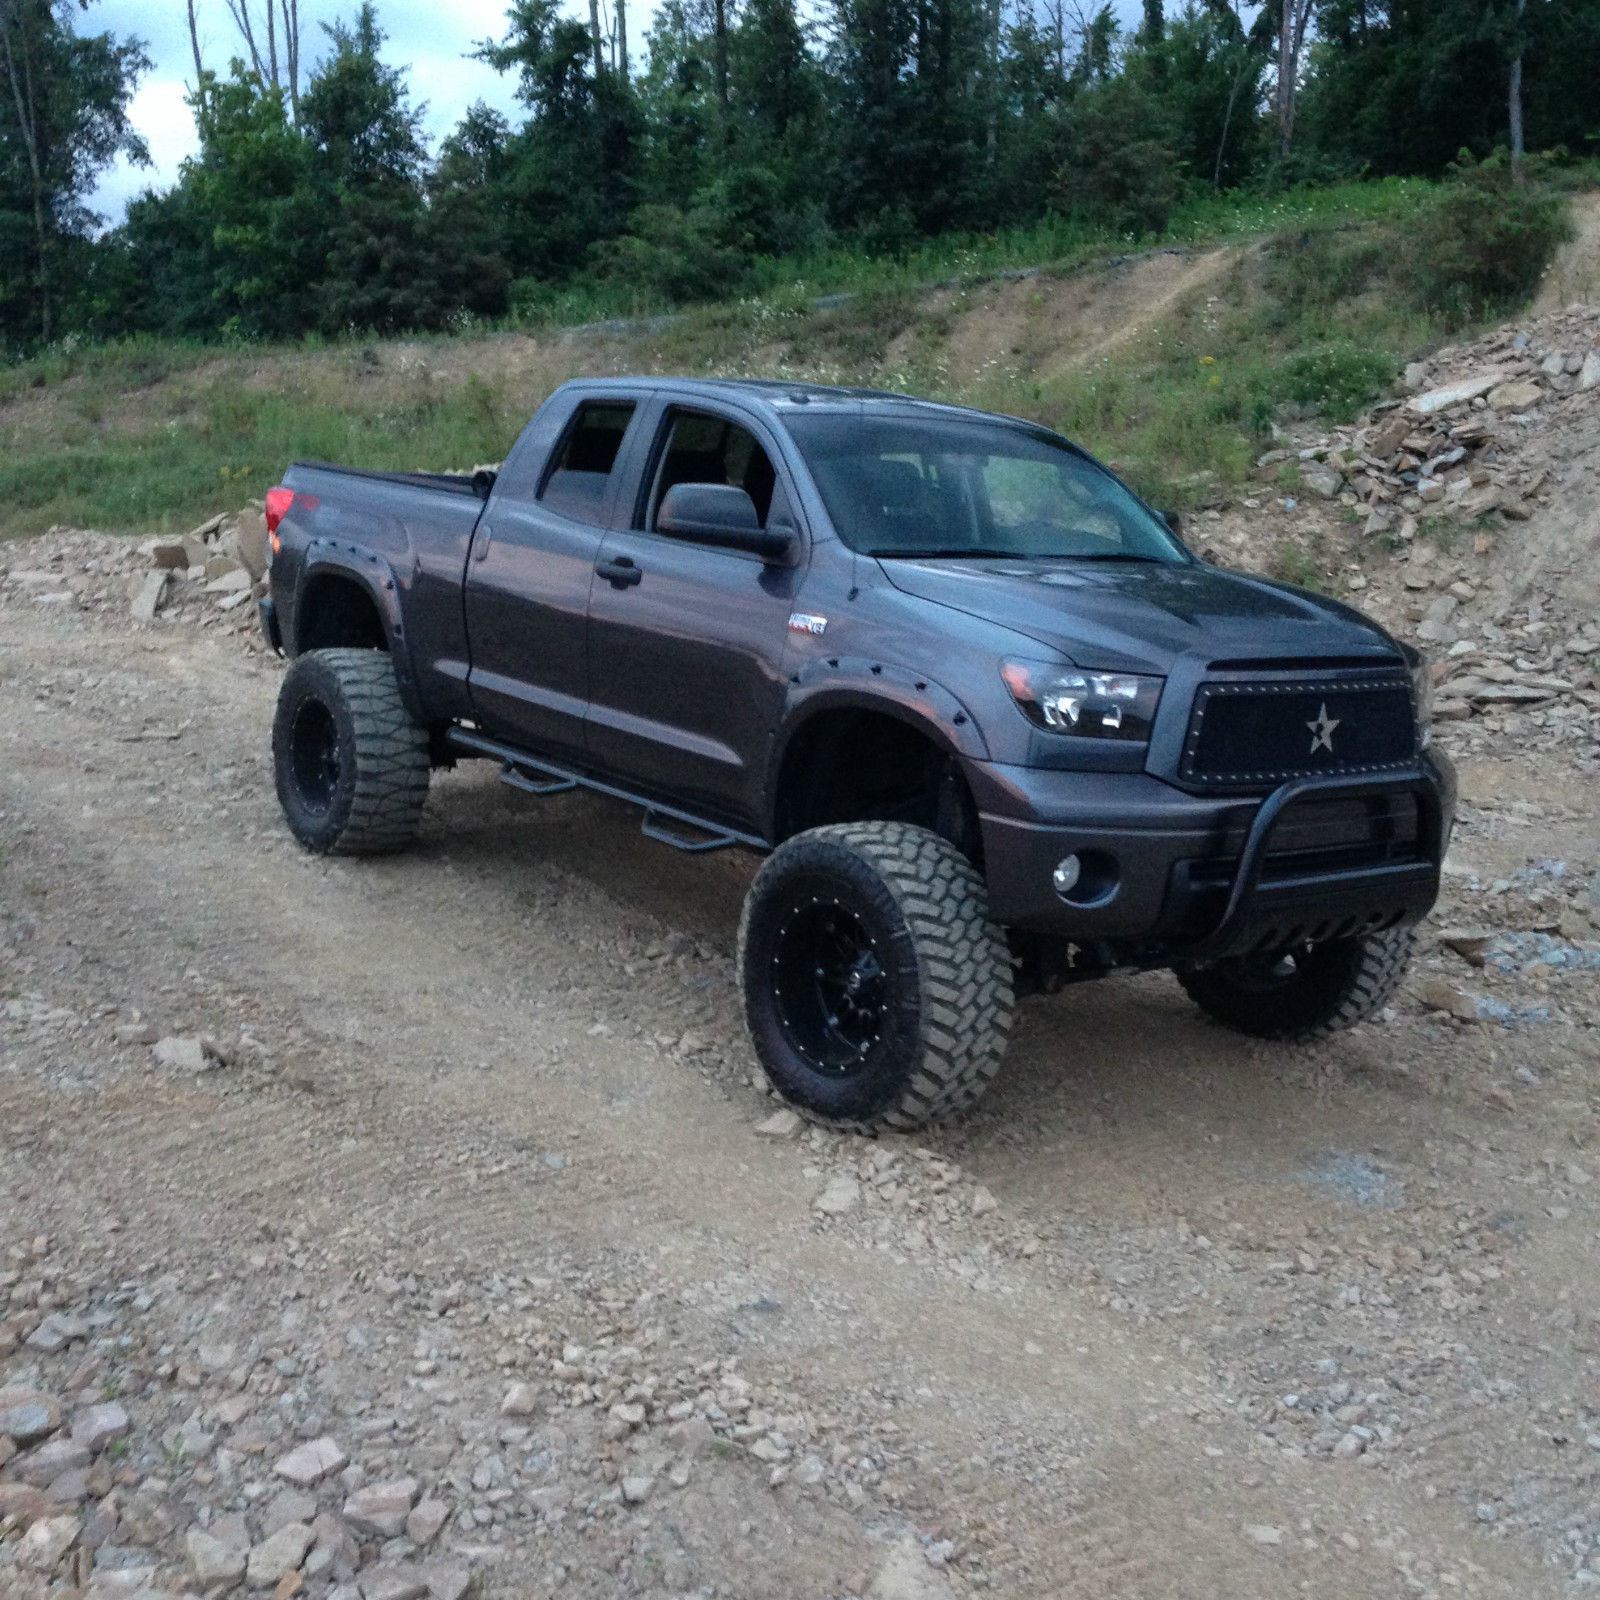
[539,401,635,525]
[646,411,781,532]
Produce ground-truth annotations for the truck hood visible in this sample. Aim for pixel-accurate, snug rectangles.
[878,556,1401,674]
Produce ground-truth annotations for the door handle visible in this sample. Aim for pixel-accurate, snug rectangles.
[596,557,642,588]
[473,523,493,563]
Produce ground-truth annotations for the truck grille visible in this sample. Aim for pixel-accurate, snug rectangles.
[1180,675,1417,790]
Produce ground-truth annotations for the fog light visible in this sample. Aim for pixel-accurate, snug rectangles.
[1052,855,1082,896]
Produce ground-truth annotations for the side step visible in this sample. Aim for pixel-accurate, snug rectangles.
[445,726,765,855]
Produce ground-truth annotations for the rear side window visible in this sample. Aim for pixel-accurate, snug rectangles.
[540,402,635,525]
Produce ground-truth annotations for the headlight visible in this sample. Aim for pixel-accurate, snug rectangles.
[1410,653,1433,749]
[1001,659,1164,741]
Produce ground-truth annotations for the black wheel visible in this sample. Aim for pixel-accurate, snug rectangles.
[737,822,1014,1132]
[272,648,429,855]
[1176,927,1415,1040]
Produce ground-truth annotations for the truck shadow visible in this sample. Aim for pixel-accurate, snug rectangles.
[425,765,1425,1171]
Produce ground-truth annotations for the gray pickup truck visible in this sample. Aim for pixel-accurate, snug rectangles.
[261,377,1454,1131]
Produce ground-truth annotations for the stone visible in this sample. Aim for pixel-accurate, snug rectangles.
[149,542,188,569]
[620,1474,654,1504]
[1403,361,1430,390]
[1486,378,1542,411]
[359,1568,428,1600]
[1410,372,1508,416]
[247,1522,314,1589]
[187,1527,247,1594]
[188,513,227,540]
[813,1175,861,1216]
[203,568,252,595]
[971,1185,999,1217]
[13,1436,91,1486]
[131,569,170,623]
[0,1388,63,1445]
[259,1489,317,1536]
[27,1310,87,1352]
[1579,350,1600,391]
[19,1512,80,1572]
[404,1499,448,1546]
[1244,1523,1284,1547]
[342,1477,420,1539]
[421,1563,471,1600]
[755,1108,803,1138]
[0,1481,51,1529]
[1299,462,1343,498]
[71,1403,131,1455]
[234,511,271,581]
[273,1437,347,1487]
[1417,979,1480,1023]
[153,1035,210,1072]
[499,1382,538,1417]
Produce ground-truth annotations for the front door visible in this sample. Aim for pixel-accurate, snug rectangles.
[464,397,640,759]
[585,406,806,830]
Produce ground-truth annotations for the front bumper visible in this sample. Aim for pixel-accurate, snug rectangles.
[971,751,1456,958]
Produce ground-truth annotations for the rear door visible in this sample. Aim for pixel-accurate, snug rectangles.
[464,395,642,758]
[585,402,807,829]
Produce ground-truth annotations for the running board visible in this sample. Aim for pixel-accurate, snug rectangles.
[445,726,766,854]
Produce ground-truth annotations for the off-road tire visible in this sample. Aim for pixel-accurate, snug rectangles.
[737,822,1014,1132]
[273,648,429,855]
[1176,926,1415,1040]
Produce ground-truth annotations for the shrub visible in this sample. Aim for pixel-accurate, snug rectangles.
[1274,341,1395,421]
[1403,153,1573,325]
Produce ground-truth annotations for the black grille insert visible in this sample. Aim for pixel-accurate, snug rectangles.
[1182,676,1417,790]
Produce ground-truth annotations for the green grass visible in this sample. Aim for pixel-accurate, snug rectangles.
[0,175,1574,538]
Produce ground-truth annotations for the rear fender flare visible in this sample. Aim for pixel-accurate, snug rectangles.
[293,542,424,722]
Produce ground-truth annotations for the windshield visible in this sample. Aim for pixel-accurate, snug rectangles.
[787,412,1189,563]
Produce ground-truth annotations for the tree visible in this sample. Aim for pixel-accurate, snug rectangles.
[1274,0,1316,156]
[0,0,147,345]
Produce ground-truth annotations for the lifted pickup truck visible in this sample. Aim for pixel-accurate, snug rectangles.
[263,377,1455,1131]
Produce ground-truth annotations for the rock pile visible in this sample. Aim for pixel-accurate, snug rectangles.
[1280,306,1599,533]
[133,507,271,631]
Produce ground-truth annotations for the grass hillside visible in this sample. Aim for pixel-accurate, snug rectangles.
[0,172,1582,540]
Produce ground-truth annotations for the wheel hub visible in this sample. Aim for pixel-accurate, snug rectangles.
[771,897,887,1075]
[289,699,341,814]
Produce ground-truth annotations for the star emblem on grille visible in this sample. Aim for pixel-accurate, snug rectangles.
[1306,701,1341,755]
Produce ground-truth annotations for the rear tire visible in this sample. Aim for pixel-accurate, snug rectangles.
[272,648,429,854]
[1176,927,1414,1040]
[737,822,1014,1132]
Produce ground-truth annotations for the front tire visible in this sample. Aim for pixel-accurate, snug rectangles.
[272,648,429,855]
[737,822,1014,1132]
[1176,927,1414,1040]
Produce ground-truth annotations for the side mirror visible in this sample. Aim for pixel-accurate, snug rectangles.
[1162,508,1183,538]
[657,482,794,561]
[472,468,498,501]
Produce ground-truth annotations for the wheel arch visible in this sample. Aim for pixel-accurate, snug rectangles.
[290,550,425,721]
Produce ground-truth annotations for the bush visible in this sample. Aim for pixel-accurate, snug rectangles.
[1274,341,1395,421]
[1403,153,1573,325]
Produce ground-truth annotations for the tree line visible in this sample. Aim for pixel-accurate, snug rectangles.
[2,0,1597,352]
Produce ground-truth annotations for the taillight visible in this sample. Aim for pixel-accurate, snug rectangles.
[264,486,318,557]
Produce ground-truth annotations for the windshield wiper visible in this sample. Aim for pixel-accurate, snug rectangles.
[866,547,1002,560]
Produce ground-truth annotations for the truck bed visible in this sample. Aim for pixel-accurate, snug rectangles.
[291,461,486,497]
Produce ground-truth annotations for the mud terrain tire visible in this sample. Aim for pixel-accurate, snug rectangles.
[738,822,1014,1131]
[1177,927,1415,1040]
[273,648,429,855]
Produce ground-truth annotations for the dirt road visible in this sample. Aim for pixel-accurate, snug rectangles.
[2,555,1598,1600]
